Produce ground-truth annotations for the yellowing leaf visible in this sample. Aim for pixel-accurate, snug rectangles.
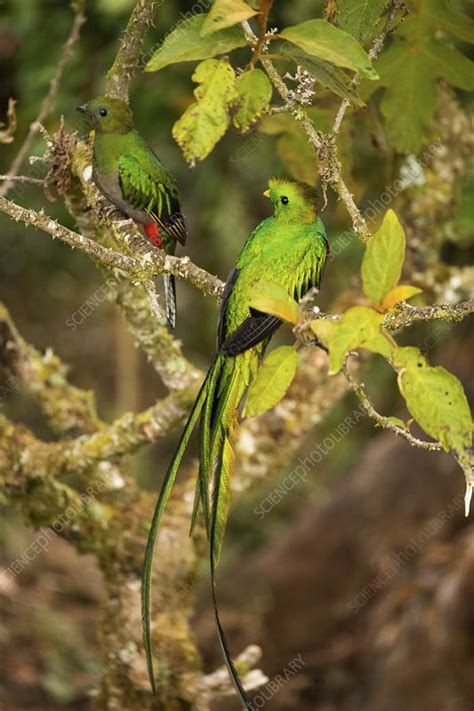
[249,281,301,324]
[279,19,378,79]
[243,346,299,418]
[391,346,428,370]
[380,284,422,311]
[172,59,237,166]
[232,69,272,133]
[145,15,246,72]
[361,210,405,304]
[311,306,395,374]
[201,0,257,36]
[398,365,472,456]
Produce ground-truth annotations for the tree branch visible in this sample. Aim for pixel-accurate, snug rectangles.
[0,174,45,185]
[0,302,99,435]
[106,0,162,100]
[0,194,223,299]
[332,0,404,135]
[341,360,442,452]
[241,20,370,239]
[383,299,474,332]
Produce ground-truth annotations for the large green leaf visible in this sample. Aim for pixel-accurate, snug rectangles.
[361,209,405,304]
[277,45,364,106]
[172,59,237,165]
[398,364,472,456]
[375,0,474,152]
[145,15,247,72]
[201,0,257,36]
[249,280,301,324]
[311,306,395,374]
[243,346,299,418]
[232,69,272,132]
[335,0,386,42]
[408,0,474,44]
[279,19,378,79]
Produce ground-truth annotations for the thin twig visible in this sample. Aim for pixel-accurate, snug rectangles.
[0,2,85,198]
[241,21,370,238]
[0,174,45,185]
[0,98,17,144]
[249,0,274,68]
[332,0,404,135]
[342,360,442,452]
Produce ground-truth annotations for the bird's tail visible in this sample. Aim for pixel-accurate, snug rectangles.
[142,352,254,706]
[141,361,215,694]
[193,352,255,709]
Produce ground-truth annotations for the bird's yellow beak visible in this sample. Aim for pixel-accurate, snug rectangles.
[263,189,270,198]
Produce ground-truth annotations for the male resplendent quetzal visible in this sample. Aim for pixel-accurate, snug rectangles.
[77,96,187,329]
[142,177,328,708]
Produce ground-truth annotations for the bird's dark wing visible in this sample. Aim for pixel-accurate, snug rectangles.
[118,154,187,245]
[217,267,282,356]
[220,309,282,356]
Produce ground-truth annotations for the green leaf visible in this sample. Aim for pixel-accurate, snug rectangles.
[380,284,422,311]
[172,59,237,166]
[272,127,318,186]
[385,416,409,431]
[375,0,474,152]
[279,19,378,79]
[398,365,472,455]
[311,306,395,374]
[277,44,364,105]
[335,0,386,42]
[201,0,257,36]
[258,108,335,186]
[145,15,247,72]
[243,346,299,418]
[232,69,273,132]
[361,209,405,304]
[416,0,474,44]
[249,280,302,324]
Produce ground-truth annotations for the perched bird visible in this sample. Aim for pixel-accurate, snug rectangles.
[77,96,187,328]
[142,177,329,708]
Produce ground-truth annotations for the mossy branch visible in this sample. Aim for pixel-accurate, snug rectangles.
[0,194,223,300]
[0,302,99,435]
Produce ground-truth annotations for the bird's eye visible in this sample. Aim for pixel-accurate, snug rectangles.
[99,108,108,117]
[281,196,289,205]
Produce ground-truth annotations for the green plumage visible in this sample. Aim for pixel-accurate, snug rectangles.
[142,177,328,707]
[77,96,187,328]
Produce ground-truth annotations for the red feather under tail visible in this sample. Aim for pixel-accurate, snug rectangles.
[143,222,162,248]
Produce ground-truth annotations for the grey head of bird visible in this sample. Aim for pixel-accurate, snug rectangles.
[76,96,133,134]
[263,176,319,225]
